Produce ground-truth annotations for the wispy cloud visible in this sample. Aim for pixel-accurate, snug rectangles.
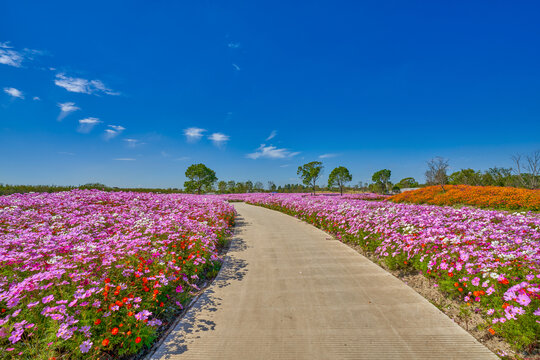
[319,153,339,159]
[174,156,190,161]
[55,73,119,96]
[232,63,241,71]
[123,138,143,148]
[77,117,101,133]
[209,132,230,147]
[3,87,24,99]
[228,42,240,49]
[103,125,125,140]
[266,130,277,141]
[113,158,136,161]
[0,42,42,67]
[57,102,80,120]
[184,127,206,142]
[247,144,300,159]
[32,96,40,101]
[280,164,290,168]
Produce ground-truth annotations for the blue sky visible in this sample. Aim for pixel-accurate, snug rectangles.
[1,1,539,188]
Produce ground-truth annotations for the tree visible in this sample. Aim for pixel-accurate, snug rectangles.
[227,180,236,193]
[217,180,227,194]
[371,169,391,194]
[396,177,419,189]
[425,157,449,191]
[184,163,217,194]
[245,180,254,193]
[448,169,483,186]
[254,181,264,192]
[267,181,277,192]
[512,150,540,189]
[483,167,512,187]
[297,161,324,195]
[328,166,352,195]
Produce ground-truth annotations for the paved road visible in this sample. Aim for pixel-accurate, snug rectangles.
[151,203,497,359]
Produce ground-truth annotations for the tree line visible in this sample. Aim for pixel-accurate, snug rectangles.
[2,150,537,196]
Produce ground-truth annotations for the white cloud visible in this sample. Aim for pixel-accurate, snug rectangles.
[103,125,125,140]
[57,102,80,120]
[32,96,40,101]
[184,127,206,142]
[123,138,144,148]
[55,73,119,95]
[77,117,101,133]
[209,132,230,147]
[266,130,277,141]
[228,42,240,49]
[0,42,44,68]
[247,144,300,160]
[0,42,24,67]
[319,153,338,159]
[114,158,136,161]
[174,156,190,161]
[3,87,24,99]
[232,63,241,71]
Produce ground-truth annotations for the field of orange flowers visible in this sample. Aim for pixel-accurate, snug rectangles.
[390,185,540,211]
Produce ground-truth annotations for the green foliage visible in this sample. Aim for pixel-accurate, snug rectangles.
[328,166,352,195]
[0,184,183,196]
[183,163,218,194]
[297,161,324,194]
[396,177,419,189]
[217,180,228,194]
[449,168,483,185]
[371,169,391,194]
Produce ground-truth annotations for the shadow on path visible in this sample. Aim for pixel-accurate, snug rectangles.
[152,215,249,359]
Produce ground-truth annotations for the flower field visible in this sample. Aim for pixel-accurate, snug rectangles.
[243,193,540,351]
[390,185,540,211]
[0,190,235,359]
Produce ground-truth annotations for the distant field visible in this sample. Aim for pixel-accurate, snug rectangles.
[390,185,540,211]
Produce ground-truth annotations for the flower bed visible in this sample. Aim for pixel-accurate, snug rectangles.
[0,190,235,358]
[244,193,540,352]
[390,185,540,211]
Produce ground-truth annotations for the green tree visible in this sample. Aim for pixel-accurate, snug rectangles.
[449,169,483,186]
[328,166,352,195]
[217,180,227,194]
[267,181,277,192]
[483,167,512,187]
[245,180,254,193]
[297,161,324,195]
[396,177,419,189]
[372,169,391,194]
[184,163,217,194]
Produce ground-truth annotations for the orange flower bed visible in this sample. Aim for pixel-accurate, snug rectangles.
[389,185,540,211]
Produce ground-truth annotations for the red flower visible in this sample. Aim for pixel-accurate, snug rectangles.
[111,327,119,335]
[102,338,109,346]
[104,278,111,283]
[448,272,454,277]
[95,319,101,325]
[135,336,142,344]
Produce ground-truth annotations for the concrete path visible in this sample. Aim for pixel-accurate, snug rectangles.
[151,203,497,359]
